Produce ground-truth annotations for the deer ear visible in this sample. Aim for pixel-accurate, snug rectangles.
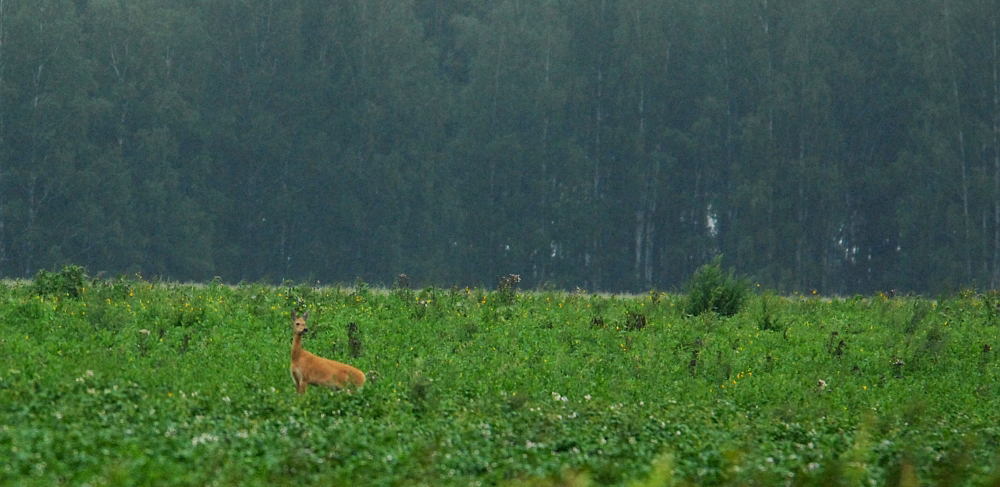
[291,309,297,320]
[303,310,310,320]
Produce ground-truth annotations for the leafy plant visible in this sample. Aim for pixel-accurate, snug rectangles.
[756,292,784,331]
[497,273,521,305]
[684,256,751,317]
[348,321,363,358]
[2,277,999,486]
[623,310,647,331]
[30,265,87,298]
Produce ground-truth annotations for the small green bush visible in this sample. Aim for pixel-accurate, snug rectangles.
[684,255,751,317]
[30,265,87,298]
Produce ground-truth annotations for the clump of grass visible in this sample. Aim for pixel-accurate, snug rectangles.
[684,256,751,317]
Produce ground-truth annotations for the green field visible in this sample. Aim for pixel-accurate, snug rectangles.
[1,272,999,486]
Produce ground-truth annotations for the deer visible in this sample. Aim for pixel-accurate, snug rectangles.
[289,309,366,394]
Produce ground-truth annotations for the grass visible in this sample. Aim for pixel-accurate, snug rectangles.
[1,276,999,486]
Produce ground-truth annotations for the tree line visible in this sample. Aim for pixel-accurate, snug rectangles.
[1,0,998,295]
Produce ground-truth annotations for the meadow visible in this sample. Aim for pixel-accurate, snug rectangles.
[1,268,999,486]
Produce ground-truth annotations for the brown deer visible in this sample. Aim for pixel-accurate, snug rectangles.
[289,310,365,394]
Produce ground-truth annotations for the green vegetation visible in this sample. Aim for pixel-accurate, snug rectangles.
[684,256,751,317]
[2,274,999,486]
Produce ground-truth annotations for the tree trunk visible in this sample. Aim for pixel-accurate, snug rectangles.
[944,0,973,280]
[0,0,6,273]
[992,16,999,287]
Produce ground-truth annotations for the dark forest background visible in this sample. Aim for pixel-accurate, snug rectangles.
[1,0,999,294]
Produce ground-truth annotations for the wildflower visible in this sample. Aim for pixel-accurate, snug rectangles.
[191,433,219,446]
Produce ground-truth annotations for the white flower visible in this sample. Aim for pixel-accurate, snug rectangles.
[190,433,219,446]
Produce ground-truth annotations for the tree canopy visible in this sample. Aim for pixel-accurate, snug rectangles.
[1,0,998,295]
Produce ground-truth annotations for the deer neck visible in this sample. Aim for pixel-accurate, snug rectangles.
[291,333,305,361]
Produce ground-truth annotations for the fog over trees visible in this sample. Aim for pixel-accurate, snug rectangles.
[1,0,998,294]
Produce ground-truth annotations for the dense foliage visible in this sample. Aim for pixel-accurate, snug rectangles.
[683,256,751,317]
[0,0,999,294]
[1,274,999,486]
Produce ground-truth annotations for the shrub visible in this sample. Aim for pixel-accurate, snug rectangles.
[30,265,87,299]
[497,273,520,305]
[684,255,751,317]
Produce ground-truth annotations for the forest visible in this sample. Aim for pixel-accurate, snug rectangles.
[0,0,998,295]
